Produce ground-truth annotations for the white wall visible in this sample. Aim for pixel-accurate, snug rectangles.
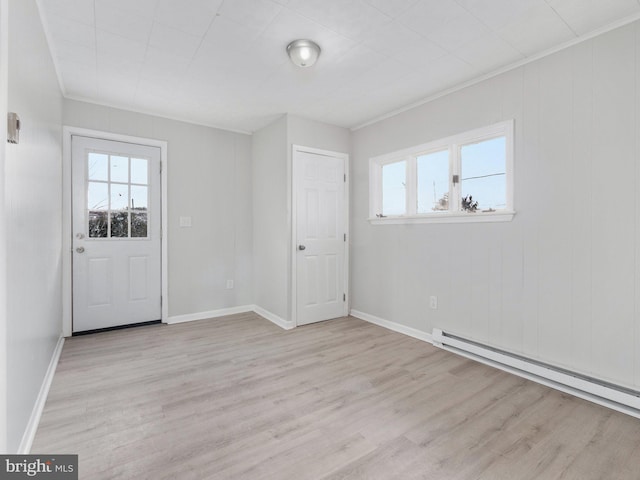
[5,0,63,452]
[63,100,253,318]
[252,116,288,320]
[252,114,350,322]
[288,115,351,155]
[0,0,8,454]
[351,20,640,390]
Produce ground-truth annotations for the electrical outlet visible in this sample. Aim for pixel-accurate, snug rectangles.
[429,296,438,309]
[226,280,234,289]
[179,216,192,227]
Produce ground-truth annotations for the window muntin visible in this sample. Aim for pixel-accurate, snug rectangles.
[87,152,150,239]
[370,120,514,223]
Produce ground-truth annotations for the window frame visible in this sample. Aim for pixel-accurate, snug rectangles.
[85,149,152,240]
[369,120,515,224]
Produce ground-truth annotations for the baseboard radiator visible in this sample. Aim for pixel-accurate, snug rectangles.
[432,328,640,418]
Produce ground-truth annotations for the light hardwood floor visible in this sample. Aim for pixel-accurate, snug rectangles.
[32,314,640,479]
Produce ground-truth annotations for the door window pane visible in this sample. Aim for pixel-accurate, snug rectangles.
[88,153,108,181]
[88,182,108,238]
[130,185,148,210]
[382,160,406,216]
[87,151,153,239]
[88,181,108,211]
[110,155,129,183]
[131,212,148,238]
[460,137,506,211]
[130,158,148,185]
[110,183,129,211]
[110,211,129,238]
[417,150,449,213]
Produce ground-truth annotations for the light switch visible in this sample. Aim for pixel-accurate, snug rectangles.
[179,216,192,227]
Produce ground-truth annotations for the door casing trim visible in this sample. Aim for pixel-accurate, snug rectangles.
[291,144,350,327]
[62,126,169,337]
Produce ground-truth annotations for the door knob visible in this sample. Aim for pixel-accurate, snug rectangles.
[298,245,306,251]
[76,247,85,253]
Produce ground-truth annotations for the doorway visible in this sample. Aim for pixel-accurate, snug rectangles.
[64,130,167,335]
[292,145,349,326]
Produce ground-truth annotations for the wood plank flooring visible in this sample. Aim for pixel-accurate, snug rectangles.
[32,314,640,479]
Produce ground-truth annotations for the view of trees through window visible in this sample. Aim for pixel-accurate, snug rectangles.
[87,153,149,238]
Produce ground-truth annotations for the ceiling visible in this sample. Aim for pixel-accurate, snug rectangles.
[38,0,640,134]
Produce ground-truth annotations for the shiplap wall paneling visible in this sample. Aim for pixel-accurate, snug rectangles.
[498,69,525,353]
[470,228,492,344]
[520,61,541,359]
[448,228,473,337]
[590,24,636,388]
[570,40,594,375]
[536,49,574,369]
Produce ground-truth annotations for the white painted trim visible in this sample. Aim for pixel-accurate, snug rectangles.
[369,212,515,225]
[166,305,295,331]
[350,310,432,343]
[254,305,295,330]
[432,329,640,419]
[18,335,65,454]
[369,120,514,222]
[62,127,169,337]
[167,305,254,325]
[61,131,72,337]
[291,145,350,327]
[352,12,640,131]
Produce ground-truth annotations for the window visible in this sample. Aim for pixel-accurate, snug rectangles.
[369,120,514,224]
[87,152,150,238]
[382,160,406,216]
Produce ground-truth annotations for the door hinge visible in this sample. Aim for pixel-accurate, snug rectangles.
[344,233,346,242]
[344,174,346,182]
[343,293,346,302]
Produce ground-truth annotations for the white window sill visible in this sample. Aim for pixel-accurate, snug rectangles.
[368,211,515,225]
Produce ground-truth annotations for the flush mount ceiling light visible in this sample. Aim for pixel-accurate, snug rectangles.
[286,39,321,68]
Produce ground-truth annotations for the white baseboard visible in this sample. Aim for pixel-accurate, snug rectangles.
[350,310,433,343]
[253,306,295,330]
[18,335,65,454]
[166,305,254,325]
[166,305,295,331]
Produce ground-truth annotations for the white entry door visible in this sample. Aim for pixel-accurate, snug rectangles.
[295,148,348,326]
[72,136,162,333]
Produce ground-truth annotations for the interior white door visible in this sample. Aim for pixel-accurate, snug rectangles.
[72,136,161,333]
[295,149,347,326]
